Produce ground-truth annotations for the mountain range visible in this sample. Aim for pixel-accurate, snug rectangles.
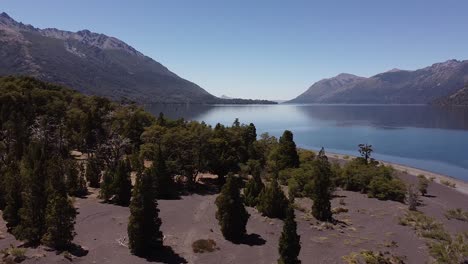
[288,60,468,104]
[0,12,275,104]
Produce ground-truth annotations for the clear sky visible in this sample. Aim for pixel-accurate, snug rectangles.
[2,0,468,100]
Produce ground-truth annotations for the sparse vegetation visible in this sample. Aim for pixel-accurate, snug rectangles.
[399,210,468,263]
[445,208,468,222]
[440,179,456,188]
[406,185,419,211]
[192,239,219,253]
[342,250,405,264]
[417,175,430,196]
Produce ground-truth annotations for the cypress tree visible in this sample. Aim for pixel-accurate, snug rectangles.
[128,173,163,257]
[13,143,48,244]
[112,159,132,206]
[148,149,174,199]
[311,148,333,222]
[66,160,87,197]
[276,130,300,170]
[215,175,250,242]
[100,168,114,201]
[3,161,23,230]
[257,179,288,219]
[278,203,301,264]
[42,159,76,250]
[244,166,264,207]
[86,155,102,188]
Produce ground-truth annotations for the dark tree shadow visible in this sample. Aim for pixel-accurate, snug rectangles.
[331,194,347,198]
[67,243,89,257]
[233,233,266,246]
[180,179,220,196]
[144,246,188,263]
[423,194,437,198]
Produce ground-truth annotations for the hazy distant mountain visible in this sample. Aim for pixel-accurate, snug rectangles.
[0,12,232,104]
[433,85,468,106]
[288,60,468,104]
[220,94,234,99]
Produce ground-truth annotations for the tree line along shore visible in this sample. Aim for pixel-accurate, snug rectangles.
[0,76,467,264]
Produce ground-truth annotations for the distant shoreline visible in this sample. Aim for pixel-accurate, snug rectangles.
[322,150,468,196]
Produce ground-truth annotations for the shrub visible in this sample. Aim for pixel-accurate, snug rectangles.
[417,175,429,196]
[367,176,406,202]
[445,208,468,222]
[192,239,219,253]
[332,207,348,214]
[440,179,456,188]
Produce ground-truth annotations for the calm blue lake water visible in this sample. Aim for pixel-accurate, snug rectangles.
[145,104,468,181]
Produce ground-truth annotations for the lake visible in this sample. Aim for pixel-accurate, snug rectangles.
[145,104,468,181]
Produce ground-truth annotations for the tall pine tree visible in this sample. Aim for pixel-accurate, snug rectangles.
[42,158,77,250]
[148,149,174,199]
[13,143,48,244]
[215,175,250,242]
[311,148,333,222]
[257,178,288,219]
[278,203,301,264]
[86,155,102,188]
[112,159,132,206]
[128,172,163,257]
[244,161,264,206]
[276,130,300,170]
[3,161,23,230]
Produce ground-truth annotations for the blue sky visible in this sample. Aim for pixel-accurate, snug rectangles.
[2,0,468,100]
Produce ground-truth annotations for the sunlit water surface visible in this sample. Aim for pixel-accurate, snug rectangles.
[145,104,468,181]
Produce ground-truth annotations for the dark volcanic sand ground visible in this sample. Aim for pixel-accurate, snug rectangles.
[1,169,467,263]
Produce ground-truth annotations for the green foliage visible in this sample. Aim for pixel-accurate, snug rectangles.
[65,160,87,197]
[2,161,22,230]
[338,157,405,202]
[417,175,430,196]
[215,175,250,241]
[406,184,419,211]
[147,149,175,199]
[128,173,163,256]
[272,130,300,171]
[243,160,265,206]
[278,203,301,264]
[112,159,132,206]
[358,144,373,163]
[42,190,77,250]
[100,169,115,201]
[257,179,288,219]
[311,149,333,222]
[86,155,102,188]
[367,176,406,202]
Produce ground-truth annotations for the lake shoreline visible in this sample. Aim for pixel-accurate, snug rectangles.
[321,150,468,196]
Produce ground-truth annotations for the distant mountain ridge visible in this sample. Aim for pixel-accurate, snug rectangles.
[433,85,468,106]
[288,59,468,104]
[0,12,276,104]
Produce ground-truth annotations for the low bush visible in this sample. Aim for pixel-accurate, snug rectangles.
[440,179,456,188]
[192,239,219,253]
[445,208,468,222]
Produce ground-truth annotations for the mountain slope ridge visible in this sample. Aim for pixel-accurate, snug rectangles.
[289,59,468,104]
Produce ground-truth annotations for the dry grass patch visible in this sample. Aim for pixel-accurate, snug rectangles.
[332,207,349,214]
[1,246,27,263]
[192,239,219,253]
[342,250,405,264]
[445,208,468,222]
[440,179,456,188]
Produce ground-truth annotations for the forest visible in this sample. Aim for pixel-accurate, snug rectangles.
[0,76,438,263]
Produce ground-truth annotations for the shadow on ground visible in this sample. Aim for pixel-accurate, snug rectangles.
[233,233,266,246]
[144,246,188,263]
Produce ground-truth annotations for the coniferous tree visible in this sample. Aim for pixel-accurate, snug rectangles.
[100,168,115,201]
[128,172,163,257]
[86,155,102,188]
[244,162,264,206]
[66,160,87,197]
[215,175,250,241]
[3,161,22,230]
[148,149,174,199]
[14,143,48,244]
[42,159,76,250]
[112,159,132,206]
[257,178,288,219]
[276,130,300,170]
[278,203,301,264]
[311,148,333,222]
